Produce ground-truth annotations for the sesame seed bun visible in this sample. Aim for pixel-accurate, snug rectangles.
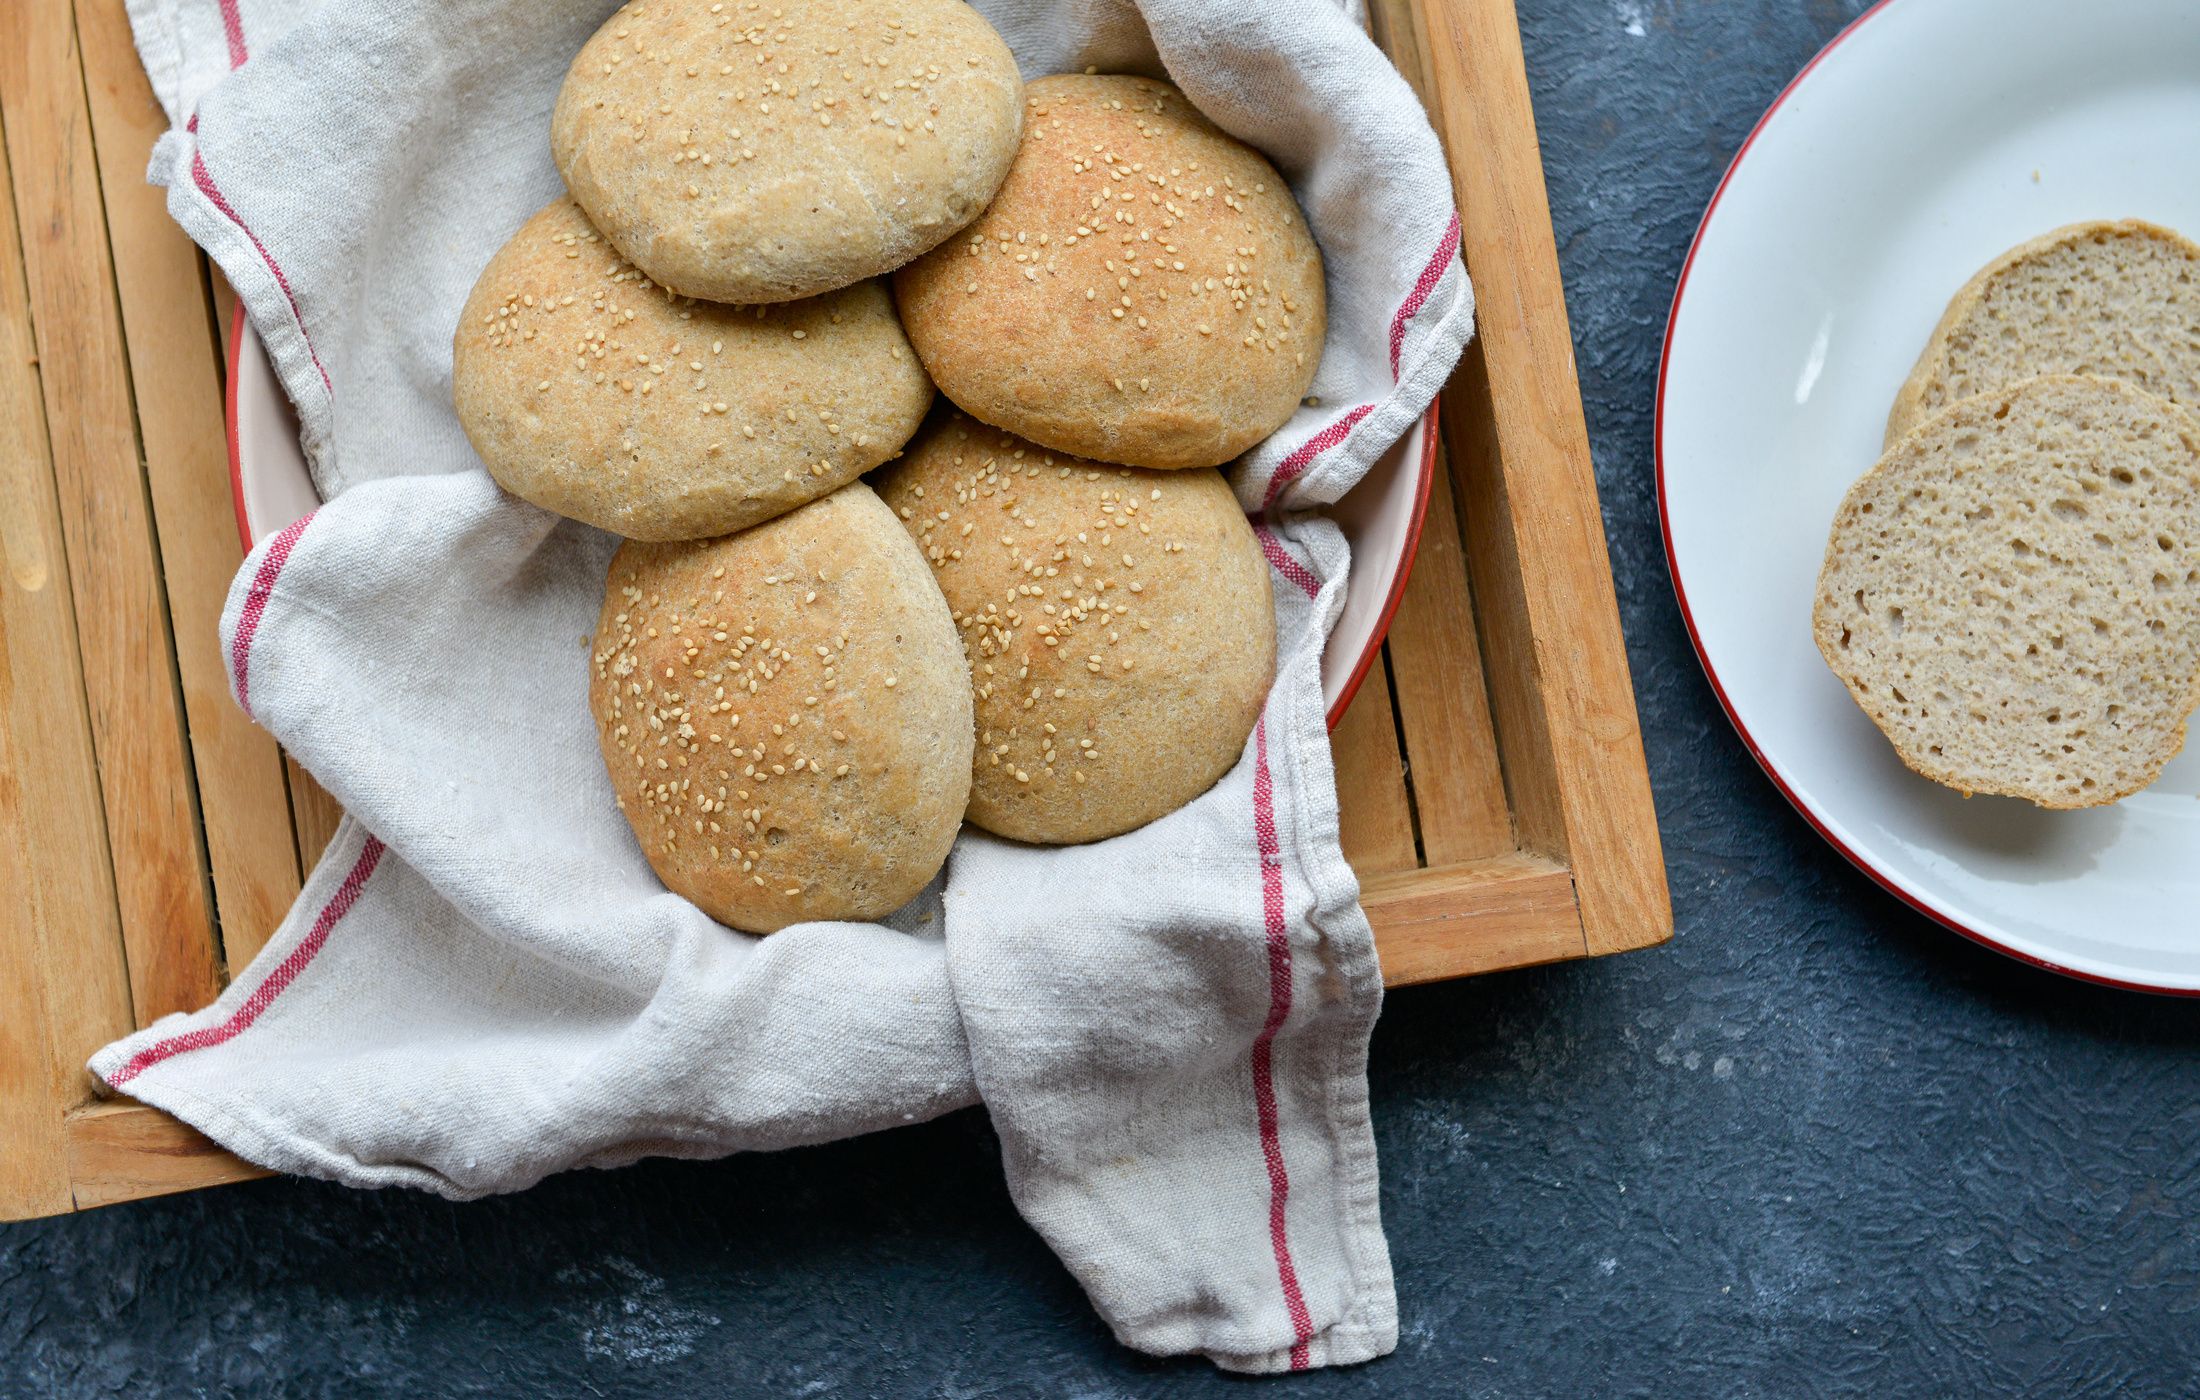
[453,198,933,542]
[892,74,1325,471]
[551,0,1023,304]
[591,482,973,932]
[872,408,1274,844]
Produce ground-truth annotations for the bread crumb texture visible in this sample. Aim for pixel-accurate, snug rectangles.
[453,198,932,541]
[874,407,1274,844]
[552,0,1022,302]
[893,73,1325,470]
[1889,220,2200,444]
[591,483,972,931]
[1817,376,2200,808]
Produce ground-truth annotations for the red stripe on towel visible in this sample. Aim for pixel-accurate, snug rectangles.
[1389,213,1461,377]
[218,0,248,68]
[1250,719,1317,1369]
[1261,404,1374,509]
[191,151,333,395]
[1253,524,1321,601]
[229,511,313,719]
[107,836,386,1086]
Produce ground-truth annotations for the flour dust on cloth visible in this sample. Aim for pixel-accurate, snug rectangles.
[101,0,1471,1372]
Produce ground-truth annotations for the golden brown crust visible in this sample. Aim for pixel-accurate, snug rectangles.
[591,483,972,930]
[453,198,933,542]
[552,0,1022,303]
[893,74,1324,470]
[873,408,1274,843]
[1885,219,2200,448]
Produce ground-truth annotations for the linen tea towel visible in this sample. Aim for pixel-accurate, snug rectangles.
[99,0,1473,1372]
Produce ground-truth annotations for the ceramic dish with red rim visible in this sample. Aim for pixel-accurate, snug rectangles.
[1660,0,2200,990]
[227,308,1436,731]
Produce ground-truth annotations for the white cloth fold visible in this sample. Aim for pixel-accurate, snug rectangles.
[97,0,1472,1372]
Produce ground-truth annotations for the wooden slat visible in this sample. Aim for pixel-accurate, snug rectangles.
[1412,0,1671,954]
[211,270,238,361]
[1364,851,1586,986]
[1367,0,1436,110]
[1330,650,1418,874]
[1385,442,1513,863]
[64,1100,268,1211]
[77,0,305,979]
[286,755,344,873]
[1373,0,1513,863]
[0,0,225,1020]
[0,105,136,1223]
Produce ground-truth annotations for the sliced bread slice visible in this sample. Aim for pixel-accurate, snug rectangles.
[1885,220,2200,447]
[1817,375,2200,808]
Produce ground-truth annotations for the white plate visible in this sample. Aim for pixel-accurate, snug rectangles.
[227,308,1435,728]
[1660,0,2200,991]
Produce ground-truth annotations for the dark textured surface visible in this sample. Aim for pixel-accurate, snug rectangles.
[10,2,2200,1394]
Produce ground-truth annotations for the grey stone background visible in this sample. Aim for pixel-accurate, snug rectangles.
[8,1,2200,1394]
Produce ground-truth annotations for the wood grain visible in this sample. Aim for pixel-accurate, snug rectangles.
[77,0,305,979]
[1330,650,1419,874]
[1373,0,1514,865]
[0,105,137,1223]
[286,756,346,875]
[1411,0,1671,953]
[0,0,225,1020]
[1364,851,1586,986]
[211,272,238,363]
[64,1100,268,1211]
[1367,0,1436,111]
[1385,442,1513,863]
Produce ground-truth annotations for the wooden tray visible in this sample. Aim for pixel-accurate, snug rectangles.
[0,0,1668,1222]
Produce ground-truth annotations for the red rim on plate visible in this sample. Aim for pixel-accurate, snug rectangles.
[1324,421,1440,729]
[225,301,1439,734]
[226,301,252,554]
[1655,0,2191,995]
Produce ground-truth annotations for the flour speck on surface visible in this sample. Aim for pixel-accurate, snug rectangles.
[556,1258,721,1365]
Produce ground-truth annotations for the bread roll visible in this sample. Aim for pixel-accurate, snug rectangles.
[1886,220,2200,446]
[893,74,1325,470]
[552,0,1023,303]
[454,198,932,542]
[874,408,1274,843]
[1817,376,2200,808]
[591,483,972,930]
